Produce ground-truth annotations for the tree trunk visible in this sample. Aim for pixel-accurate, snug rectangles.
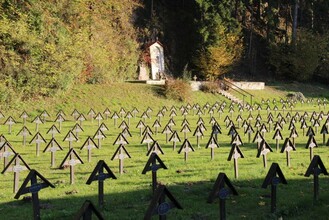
[292,0,299,47]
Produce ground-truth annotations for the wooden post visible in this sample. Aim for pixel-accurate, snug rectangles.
[88,148,92,163]
[70,165,74,184]
[119,148,124,174]
[271,183,277,213]
[51,150,55,167]
[152,161,157,193]
[98,166,104,208]
[31,175,41,220]
[286,151,290,167]
[314,173,319,201]
[219,181,226,220]
[234,158,238,179]
[13,159,20,193]
[310,148,313,161]
[263,154,267,168]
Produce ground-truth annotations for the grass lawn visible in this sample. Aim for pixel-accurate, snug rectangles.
[0,82,329,219]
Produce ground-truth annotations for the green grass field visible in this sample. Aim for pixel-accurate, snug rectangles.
[1,82,329,220]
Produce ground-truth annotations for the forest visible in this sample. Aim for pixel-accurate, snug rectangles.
[0,0,328,103]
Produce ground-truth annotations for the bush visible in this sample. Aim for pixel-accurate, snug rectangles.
[200,81,219,93]
[164,79,191,102]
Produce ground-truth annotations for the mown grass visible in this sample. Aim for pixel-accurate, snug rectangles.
[0,82,329,220]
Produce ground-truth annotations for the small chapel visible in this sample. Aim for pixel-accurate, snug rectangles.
[138,41,165,81]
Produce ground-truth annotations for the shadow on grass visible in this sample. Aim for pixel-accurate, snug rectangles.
[151,85,166,98]
[267,82,329,99]
[2,173,329,220]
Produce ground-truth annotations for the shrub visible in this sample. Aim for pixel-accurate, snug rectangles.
[200,81,219,93]
[164,79,191,102]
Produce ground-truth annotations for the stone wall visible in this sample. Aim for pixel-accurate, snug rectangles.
[190,81,265,91]
[232,82,265,90]
[190,81,203,91]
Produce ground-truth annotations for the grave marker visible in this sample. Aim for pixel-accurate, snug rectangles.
[118,121,128,131]
[227,144,244,179]
[111,144,131,174]
[4,116,16,134]
[142,125,153,136]
[87,108,96,123]
[17,126,32,146]
[141,111,150,123]
[227,126,237,142]
[63,130,78,149]
[261,163,287,213]
[40,110,50,122]
[231,133,243,147]
[59,148,84,184]
[320,124,328,145]
[244,124,254,143]
[178,139,194,162]
[43,138,63,167]
[94,112,104,127]
[141,131,155,151]
[169,131,181,151]
[142,153,167,193]
[77,113,87,127]
[147,141,164,156]
[46,124,60,138]
[156,111,164,123]
[300,121,307,136]
[80,137,98,162]
[257,140,273,168]
[54,114,65,130]
[29,132,47,156]
[236,115,243,128]
[304,155,328,202]
[136,120,146,137]
[56,110,66,117]
[167,118,176,128]
[93,129,106,149]
[1,153,30,193]
[260,124,268,138]
[86,160,117,208]
[0,141,16,168]
[193,125,204,148]
[152,119,161,135]
[211,123,222,141]
[72,123,84,140]
[119,107,127,118]
[14,169,55,220]
[162,124,173,143]
[74,200,104,220]
[207,172,238,220]
[306,126,315,137]
[111,112,120,126]
[272,129,283,151]
[206,134,219,160]
[144,185,182,220]
[121,127,132,138]
[103,107,111,120]
[306,135,318,161]
[253,131,264,149]
[280,138,296,167]
[132,107,139,118]
[20,111,29,125]
[180,124,191,140]
[125,111,133,125]
[71,109,80,120]
[99,122,109,132]
[289,127,298,146]
[113,133,129,146]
